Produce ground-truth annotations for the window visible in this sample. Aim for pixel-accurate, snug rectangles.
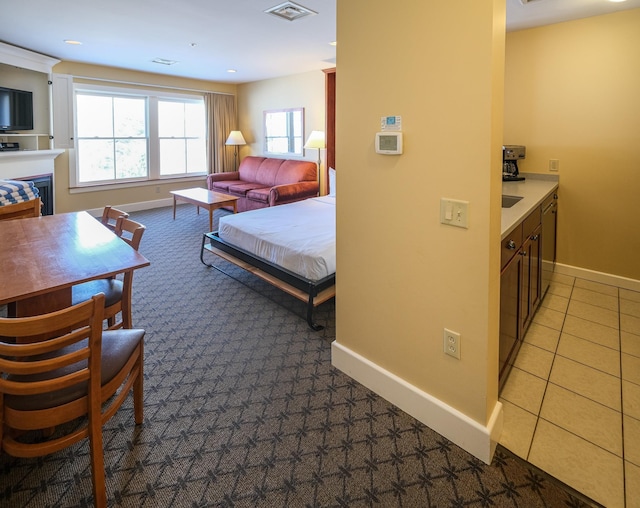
[73,84,206,187]
[158,99,206,176]
[264,108,304,156]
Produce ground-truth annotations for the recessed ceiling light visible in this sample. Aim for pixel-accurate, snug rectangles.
[152,58,178,66]
[329,41,337,46]
[608,0,627,2]
[64,40,82,45]
[227,69,237,73]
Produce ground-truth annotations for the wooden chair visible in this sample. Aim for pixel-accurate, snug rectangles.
[100,205,129,231]
[0,294,145,508]
[0,197,41,221]
[72,216,146,329]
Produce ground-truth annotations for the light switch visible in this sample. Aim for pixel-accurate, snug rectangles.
[440,198,469,229]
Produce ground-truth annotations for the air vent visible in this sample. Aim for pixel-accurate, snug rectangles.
[265,2,317,21]
[152,58,178,66]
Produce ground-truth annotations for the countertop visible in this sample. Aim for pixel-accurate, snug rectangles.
[501,173,559,239]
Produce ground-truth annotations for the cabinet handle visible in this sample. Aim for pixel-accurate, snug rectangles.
[506,240,516,250]
[531,234,539,241]
[520,251,527,256]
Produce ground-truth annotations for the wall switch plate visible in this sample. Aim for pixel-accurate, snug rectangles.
[549,159,559,171]
[440,198,469,229]
[443,328,461,359]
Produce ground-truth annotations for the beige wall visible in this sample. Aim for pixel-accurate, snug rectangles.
[236,71,327,189]
[50,62,236,213]
[335,0,504,427]
[505,9,640,281]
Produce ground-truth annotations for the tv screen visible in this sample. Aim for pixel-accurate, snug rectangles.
[0,86,34,132]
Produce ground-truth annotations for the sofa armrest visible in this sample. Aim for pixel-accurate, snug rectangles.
[269,181,319,206]
[207,171,239,188]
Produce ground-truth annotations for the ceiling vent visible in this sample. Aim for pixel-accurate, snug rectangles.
[265,2,317,22]
[152,58,178,66]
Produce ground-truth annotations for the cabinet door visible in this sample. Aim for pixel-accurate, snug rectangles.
[520,226,542,334]
[529,226,542,314]
[499,253,521,390]
[52,74,74,149]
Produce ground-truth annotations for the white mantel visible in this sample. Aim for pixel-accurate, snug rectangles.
[0,150,64,179]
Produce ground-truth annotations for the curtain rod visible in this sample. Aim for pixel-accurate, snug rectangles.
[66,74,235,96]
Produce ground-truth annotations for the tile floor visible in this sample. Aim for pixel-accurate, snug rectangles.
[499,273,640,508]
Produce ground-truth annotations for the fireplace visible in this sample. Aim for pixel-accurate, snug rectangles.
[15,173,53,215]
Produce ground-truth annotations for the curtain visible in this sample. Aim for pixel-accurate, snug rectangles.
[205,93,237,174]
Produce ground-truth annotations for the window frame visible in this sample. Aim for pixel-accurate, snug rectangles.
[70,82,207,189]
[263,107,304,157]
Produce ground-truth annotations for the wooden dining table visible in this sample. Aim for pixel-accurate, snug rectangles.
[0,211,150,317]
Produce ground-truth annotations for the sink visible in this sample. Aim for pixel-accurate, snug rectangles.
[502,195,523,208]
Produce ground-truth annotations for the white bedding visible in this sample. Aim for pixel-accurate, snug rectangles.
[218,195,336,281]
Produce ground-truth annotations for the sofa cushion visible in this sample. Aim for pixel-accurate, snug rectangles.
[253,158,284,187]
[245,187,271,204]
[211,179,243,193]
[274,160,317,185]
[237,156,266,183]
[228,182,267,196]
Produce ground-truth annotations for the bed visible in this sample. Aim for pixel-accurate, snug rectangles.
[200,194,336,330]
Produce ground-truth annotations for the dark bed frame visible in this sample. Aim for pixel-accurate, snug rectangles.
[200,232,335,330]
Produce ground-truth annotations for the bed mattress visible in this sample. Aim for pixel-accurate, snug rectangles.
[218,195,336,281]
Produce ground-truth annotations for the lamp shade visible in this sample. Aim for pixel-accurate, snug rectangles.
[225,130,246,146]
[304,130,325,149]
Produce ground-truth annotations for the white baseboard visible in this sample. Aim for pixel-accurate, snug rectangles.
[86,197,173,217]
[331,341,503,464]
[555,262,640,292]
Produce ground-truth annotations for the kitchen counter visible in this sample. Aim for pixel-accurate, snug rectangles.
[501,173,559,239]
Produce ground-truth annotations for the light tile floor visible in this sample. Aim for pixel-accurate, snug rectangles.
[499,273,640,508]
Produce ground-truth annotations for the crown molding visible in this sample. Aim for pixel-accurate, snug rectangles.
[0,42,60,74]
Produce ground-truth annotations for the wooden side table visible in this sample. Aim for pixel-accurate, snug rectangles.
[170,188,239,231]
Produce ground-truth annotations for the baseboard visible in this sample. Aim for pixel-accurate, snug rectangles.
[554,262,640,292]
[86,197,173,217]
[331,340,503,465]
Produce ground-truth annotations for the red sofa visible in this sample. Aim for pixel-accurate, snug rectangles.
[207,156,319,212]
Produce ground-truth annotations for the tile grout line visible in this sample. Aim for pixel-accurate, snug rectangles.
[525,275,575,461]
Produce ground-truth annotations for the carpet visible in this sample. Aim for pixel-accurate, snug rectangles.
[0,205,599,507]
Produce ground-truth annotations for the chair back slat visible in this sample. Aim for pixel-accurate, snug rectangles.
[0,295,104,398]
[100,206,128,231]
[114,216,145,250]
[0,198,41,221]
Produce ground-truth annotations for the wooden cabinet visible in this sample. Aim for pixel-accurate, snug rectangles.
[499,206,543,391]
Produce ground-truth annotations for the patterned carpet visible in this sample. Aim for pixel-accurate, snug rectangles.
[0,205,599,507]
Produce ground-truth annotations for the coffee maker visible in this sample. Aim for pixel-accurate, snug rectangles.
[502,145,526,181]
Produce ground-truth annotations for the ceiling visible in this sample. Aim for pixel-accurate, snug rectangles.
[1,0,639,84]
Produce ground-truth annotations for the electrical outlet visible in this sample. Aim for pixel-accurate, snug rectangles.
[443,328,461,359]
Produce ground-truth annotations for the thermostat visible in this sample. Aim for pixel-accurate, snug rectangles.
[375,132,403,155]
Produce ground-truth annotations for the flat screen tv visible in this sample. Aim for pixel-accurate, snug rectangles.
[0,86,34,132]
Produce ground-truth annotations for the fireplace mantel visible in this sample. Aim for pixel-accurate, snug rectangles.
[0,149,64,180]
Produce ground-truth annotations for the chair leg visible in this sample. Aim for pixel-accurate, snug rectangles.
[133,345,144,425]
[88,412,107,508]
